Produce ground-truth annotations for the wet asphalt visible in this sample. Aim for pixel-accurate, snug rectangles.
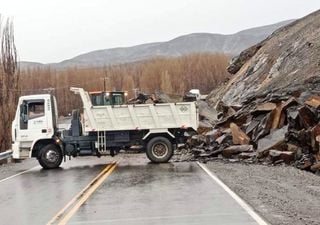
[0,157,111,225]
[0,154,260,225]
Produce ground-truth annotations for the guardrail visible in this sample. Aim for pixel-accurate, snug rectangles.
[0,150,12,161]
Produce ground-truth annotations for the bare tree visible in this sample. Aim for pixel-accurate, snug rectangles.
[0,16,19,151]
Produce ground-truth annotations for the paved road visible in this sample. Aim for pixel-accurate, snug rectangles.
[0,154,263,225]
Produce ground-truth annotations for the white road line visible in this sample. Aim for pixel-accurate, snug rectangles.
[0,165,40,183]
[197,162,269,225]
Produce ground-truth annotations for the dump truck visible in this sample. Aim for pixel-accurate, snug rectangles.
[11,87,198,169]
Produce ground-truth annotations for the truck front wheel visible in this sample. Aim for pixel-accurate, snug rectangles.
[146,137,173,163]
[38,144,63,169]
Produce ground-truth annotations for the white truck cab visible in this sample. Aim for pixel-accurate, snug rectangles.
[12,94,58,159]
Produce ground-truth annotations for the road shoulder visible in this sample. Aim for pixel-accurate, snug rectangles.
[0,158,39,181]
[205,161,320,225]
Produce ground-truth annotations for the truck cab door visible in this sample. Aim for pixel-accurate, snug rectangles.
[17,99,50,144]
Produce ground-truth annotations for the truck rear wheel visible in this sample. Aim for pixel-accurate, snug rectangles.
[38,144,63,169]
[146,137,173,163]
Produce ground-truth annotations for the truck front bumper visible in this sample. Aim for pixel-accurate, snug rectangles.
[12,142,29,159]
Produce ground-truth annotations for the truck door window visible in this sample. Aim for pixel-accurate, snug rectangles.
[28,101,45,120]
[20,101,28,129]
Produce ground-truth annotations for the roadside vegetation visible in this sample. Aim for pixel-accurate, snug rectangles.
[19,53,230,115]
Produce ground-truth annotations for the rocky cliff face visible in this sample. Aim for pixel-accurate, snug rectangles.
[208,10,320,107]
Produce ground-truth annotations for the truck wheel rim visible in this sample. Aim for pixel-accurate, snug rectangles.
[45,150,59,163]
[152,143,168,159]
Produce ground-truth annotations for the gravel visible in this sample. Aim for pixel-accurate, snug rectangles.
[206,161,320,225]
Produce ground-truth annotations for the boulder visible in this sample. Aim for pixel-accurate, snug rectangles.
[205,129,222,144]
[257,125,288,157]
[222,145,253,158]
[230,123,250,145]
[269,150,295,164]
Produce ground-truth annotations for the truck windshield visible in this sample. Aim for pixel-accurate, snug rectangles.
[111,93,124,105]
[91,92,125,106]
[91,93,110,106]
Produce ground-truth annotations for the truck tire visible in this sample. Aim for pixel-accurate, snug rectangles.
[146,137,173,163]
[38,144,63,169]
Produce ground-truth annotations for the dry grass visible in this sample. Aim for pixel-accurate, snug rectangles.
[20,53,230,115]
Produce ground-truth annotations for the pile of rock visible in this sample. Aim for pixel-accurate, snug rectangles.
[127,92,172,104]
[180,10,320,174]
[178,96,320,173]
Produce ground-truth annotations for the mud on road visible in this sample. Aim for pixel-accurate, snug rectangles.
[206,160,320,225]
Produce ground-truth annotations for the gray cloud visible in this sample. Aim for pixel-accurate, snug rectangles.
[1,0,319,63]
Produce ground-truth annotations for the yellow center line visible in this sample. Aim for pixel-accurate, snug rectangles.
[46,161,118,225]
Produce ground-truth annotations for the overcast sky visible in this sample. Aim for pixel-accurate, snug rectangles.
[1,0,319,63]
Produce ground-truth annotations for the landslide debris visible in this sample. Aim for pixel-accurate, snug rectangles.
[175,10,320,174]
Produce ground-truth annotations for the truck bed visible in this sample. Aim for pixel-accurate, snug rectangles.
[71,88,198,132]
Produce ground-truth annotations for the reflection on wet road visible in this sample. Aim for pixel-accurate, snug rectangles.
[0,155,261,225]
[0,157,111,225]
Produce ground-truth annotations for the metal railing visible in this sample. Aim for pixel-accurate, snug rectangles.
[0,150,12,161]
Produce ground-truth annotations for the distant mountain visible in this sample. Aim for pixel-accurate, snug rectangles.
[19,61,45,69]
[21,20,294,69]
